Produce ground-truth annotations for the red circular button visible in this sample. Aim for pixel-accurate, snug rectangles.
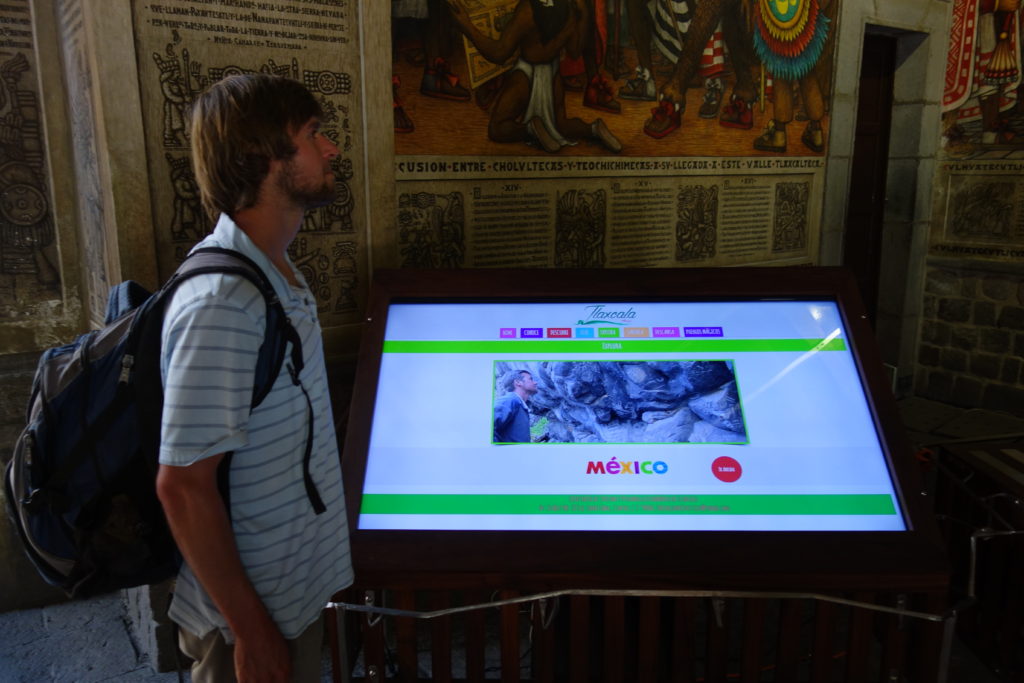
[711,456,742,483]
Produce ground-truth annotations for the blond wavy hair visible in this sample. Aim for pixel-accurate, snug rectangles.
[190,73,321,219]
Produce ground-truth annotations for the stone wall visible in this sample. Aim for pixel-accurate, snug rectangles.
[0,0,95,615]
[917,264,1024,416]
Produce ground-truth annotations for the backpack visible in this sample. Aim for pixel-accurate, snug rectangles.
[4,246,324,598]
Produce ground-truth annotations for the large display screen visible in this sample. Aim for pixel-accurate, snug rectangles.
[357,298,907,532]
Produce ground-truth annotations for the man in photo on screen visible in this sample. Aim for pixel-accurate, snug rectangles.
[493,369,539,443]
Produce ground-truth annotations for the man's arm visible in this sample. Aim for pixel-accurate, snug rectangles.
[493,395,513,441]
[447,0,531,64]
[156,457,290,683]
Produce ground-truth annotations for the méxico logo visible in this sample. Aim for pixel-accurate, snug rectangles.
[586,457,669,475]
[576,304,639,326]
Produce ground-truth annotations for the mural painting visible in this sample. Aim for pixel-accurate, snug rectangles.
[393,0,836,157]
[936,0,1024,262]
[391,0,836,270]
[943,0,1022,153]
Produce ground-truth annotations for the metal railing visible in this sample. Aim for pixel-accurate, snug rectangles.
[325,589,950,683]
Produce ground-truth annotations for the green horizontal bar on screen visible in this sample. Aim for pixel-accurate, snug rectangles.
[382,339,848,353]
[360,494,897,516]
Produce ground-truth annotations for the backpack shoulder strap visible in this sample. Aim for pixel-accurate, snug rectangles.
[169,247,325,515]
[170,247,304,409]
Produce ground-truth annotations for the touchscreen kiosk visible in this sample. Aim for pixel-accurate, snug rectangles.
[341,268,946,588]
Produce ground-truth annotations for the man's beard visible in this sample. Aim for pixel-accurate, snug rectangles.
[277,158,337,210]
[530,0,570,45]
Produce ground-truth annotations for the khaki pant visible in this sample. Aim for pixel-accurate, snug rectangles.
[178,617,324,682]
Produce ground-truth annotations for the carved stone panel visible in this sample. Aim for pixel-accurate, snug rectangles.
[0,0,61,320]
[132,0,366,326]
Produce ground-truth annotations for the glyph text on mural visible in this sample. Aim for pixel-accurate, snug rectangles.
[135,0,364,323]
[0,53,55,288]
[719,178,772,258]
[949,181,1015,240]
[555,189,606,268]
[290,235,359,313]
[675,185,718,262]
[398,191,466,268]
[398,169,819,269]
[933,167,1024,261]
[151,38,356,252]
[470,186,550,267]
[142,26,358,313]
[772,181,809,253]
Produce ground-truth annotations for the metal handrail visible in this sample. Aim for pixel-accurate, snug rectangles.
[326,587,958,683]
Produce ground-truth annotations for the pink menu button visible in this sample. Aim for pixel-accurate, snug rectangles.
[652,327,680,338]
[547,328,572,338]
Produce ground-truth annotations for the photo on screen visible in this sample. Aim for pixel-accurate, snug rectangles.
[492,360,749,445]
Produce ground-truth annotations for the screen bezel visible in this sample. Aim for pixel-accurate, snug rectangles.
[340,267,947,590]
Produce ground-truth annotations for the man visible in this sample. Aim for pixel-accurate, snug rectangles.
[494,369,539,442]
[446,0,622,153]
[155,74,353,683]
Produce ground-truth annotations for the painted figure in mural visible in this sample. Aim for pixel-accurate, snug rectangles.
[556,189,606,267]
[434,192,467,267]
[619,0,680,103]
[494,369,539,443]
[167,153,210,241]
[944,0,1021,146]
[393,74,415,133]
[620,1,744,136]
[153,49,191,147]
[559,0,622,114]
[676,185,718,261]
[630,0,761,138]
[446,0,623,153]
[331,240,360,312]
[392,0,473,133]
[748,0,833,153]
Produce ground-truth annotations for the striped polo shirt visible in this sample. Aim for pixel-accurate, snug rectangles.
[159,214,353,642]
